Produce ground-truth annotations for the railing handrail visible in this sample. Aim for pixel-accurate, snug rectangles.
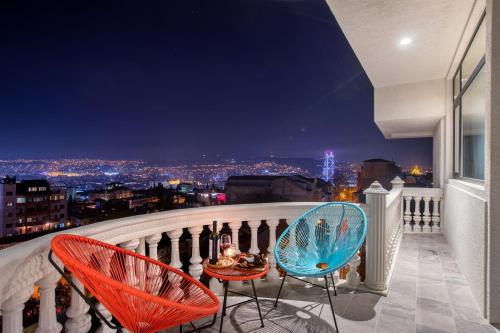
[0,202,323,305]
[402,187,443,198]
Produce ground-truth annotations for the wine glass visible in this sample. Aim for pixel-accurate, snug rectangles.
[220,234,232,257]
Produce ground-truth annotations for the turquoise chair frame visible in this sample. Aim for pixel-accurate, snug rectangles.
[273,202,367,332]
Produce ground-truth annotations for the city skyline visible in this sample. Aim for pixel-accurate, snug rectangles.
[1,0,432,167]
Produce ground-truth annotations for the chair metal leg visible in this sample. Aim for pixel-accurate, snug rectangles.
[219,281,229,333]
[251,280,265,328]
[330,273,338,296]
[274,272,287,307]
[324,275,339,332]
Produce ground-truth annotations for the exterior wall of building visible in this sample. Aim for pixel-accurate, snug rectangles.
[375,78,446,138]
[486,0,500,322]
[440,0,498,320]
[0,181,17,237]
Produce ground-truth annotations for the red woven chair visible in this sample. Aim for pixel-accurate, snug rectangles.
[49,234,220,333]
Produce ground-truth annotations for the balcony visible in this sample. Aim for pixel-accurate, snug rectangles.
[0,181,497,333]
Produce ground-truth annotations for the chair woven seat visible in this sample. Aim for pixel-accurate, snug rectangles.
[51,234,220,333]
[275,202,367,277]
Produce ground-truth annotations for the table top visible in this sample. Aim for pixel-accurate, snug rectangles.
[202,258,269,281]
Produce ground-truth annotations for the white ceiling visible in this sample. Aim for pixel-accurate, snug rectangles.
[326,0,476,88]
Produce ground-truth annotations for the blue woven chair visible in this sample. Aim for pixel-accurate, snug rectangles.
[273,202,367,332]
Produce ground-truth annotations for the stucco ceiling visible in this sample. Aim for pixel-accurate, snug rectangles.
[326,0,476,88]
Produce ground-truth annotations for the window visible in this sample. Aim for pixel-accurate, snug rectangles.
[6,191,13,196]
[17,197,26,204]
[453,13,486,180]
[6,201,13,207]
[28,187,37,192]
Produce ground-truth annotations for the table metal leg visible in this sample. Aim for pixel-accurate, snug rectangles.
[251,280,264,328]
[219,281,229,333]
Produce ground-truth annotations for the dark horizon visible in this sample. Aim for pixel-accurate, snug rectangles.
[0,0,432,168]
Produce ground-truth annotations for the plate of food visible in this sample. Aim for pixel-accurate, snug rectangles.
[235,254,266,271]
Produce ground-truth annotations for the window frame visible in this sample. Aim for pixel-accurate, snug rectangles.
[452,11,486,180]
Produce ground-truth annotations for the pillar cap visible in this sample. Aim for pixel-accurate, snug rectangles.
[391,176,405,188]
[363,181,389,195]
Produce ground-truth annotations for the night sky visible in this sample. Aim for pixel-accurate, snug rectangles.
[0,0,432,167]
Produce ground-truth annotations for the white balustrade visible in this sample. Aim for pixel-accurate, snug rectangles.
[401,188,444,234]
[95,302,115,333]
[266,219,280,280]
[120,239,140,287]
[346,251,361,288]
[35,273,62,333]
[229,221,242,253]
[167,229,183,270]
[188,226,203,280]
[1,289,32,333]
[145,233,162,260]
[422,197,432,232]
[65,277,91,333]
[432,196,441,232]
[248,220,260,255]
[1,201,404,332]
[136,237,146,256]
[403,196,413,232]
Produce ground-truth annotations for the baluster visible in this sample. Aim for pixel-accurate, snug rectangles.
[403,196,413,233]
[266,219,280,280]
[422,196,432,232]
[145,233,162,260]
[96,302,115,333]
[35,273,62,333]
[65,277,91,333]
[346,251,361,288]
[136,237,146,256]
[248,220,260,255]
[64,276,92,333]
[229,221,242,253]
[414,196,423,232]
[188,226,203,280]
[120,239,140,286]
[1,289,32,333]
[432,196,441,232]
[167,229,183,270]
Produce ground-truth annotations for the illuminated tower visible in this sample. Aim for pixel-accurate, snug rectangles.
[322,151,335,184]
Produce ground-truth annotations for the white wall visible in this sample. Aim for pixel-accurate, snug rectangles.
[444,181,488,314]
[486,0,500,323]
[374,79,446,138]
[433,118,446,188]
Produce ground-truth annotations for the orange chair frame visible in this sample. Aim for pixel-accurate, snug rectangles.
[49,234,220,333]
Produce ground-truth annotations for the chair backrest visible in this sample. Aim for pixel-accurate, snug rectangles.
[274,202,367,277]
[51,234,219,333]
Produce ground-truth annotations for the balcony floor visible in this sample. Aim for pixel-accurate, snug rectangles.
[196,234,498,333]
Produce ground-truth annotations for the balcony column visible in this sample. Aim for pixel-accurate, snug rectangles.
[266,219,280,280]
[364,181,389,291]
[432,197,441,232]
[120,239,140,286]
[65,277,91,333]
[403,196,413,232]
[96,302,115,333]
[136,237,146,256]
[229,221,242,253]
[145,233,162,260]
[422,196,432,232]
[1,288,32,333]
[188,226,204,280]
[248,220,260,255]
[167,229,183,270]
